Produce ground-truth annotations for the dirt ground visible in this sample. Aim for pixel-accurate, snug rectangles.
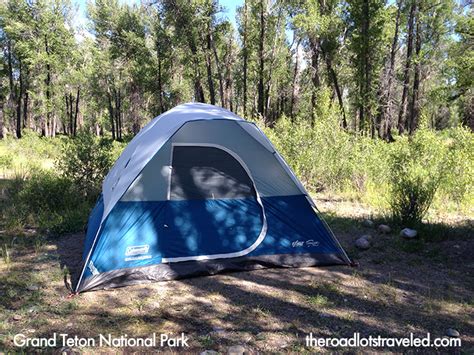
[0,197,473,353]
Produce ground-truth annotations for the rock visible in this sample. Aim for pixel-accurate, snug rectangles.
[453,244,460,249]
[12,314,22,321]
[400,228,418,239]
[378,224,392,234]
[355,237,370,250]
[228,345,247,355]
[58,347,80,355]
[27,285,39,291]
[362,234,373,241]
[28,306,39,313]
[201,351,219,355]
[362,219,374,228]
[446,328,460,338]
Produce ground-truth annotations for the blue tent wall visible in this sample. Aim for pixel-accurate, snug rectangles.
[76,194,348,292]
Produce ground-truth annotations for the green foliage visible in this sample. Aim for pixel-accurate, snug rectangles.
[0,153,13,170]
[262,90,364,192]
[261,107,473,220]
[388,135,444,226]
[4,171,91,234]
[387,128,473,225]
[55,133,116,198]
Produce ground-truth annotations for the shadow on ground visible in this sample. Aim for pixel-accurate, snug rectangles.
[1,212,472,353]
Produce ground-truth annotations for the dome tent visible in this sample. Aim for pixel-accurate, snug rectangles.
[75,103,351,292]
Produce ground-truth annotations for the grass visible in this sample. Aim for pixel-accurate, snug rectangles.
[307,294,332,308]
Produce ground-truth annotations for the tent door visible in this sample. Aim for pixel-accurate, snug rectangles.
[161,144,267,263]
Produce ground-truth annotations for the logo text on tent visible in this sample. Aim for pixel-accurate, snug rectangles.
[125,245,150,256]
[292,240,320,248]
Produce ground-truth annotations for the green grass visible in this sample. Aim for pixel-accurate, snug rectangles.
[307,294,332,307]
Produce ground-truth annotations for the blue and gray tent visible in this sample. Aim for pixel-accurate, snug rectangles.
[75,103,352,292]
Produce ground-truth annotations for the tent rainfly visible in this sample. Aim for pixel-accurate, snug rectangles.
[75,103,352,292]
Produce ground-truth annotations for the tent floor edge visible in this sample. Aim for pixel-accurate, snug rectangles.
[77,252,348,292]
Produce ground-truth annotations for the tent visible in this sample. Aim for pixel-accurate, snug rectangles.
[75,103,351,292]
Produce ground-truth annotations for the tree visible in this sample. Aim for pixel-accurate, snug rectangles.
[346,0,387,135]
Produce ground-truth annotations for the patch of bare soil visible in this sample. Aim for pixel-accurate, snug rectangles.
[0,198,472,353]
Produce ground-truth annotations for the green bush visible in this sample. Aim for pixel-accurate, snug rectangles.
[5,171,91,235]
[386,130,458,225]
[257,102,473,218]
[0,153,13,171]
[261,89,360,192]
[56,133,115,199]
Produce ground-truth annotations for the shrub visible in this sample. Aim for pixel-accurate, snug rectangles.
[56,133,115,199]
[387,130,452,226]
[0,153,13,170]
[5,170,91,234]
[261,89,358,192]
[439,127,474,206]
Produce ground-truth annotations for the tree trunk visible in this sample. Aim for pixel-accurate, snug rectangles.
[107,92,116,140]
[205,25,216,105]
[362,0,372,136]
[408,6,421,135]
[224,35,234,111]
[398,1,416,134]
[322,48,346,128]
[16,60,23,139]
[156,46,165,114]
[242,0,248,117]
[65,93,71,134]
[186,33,206,103]
[257,0,266,119]
[290,38,301,121]
[309,37,321,124]
[211,35,225,108]
[264,6,283,123]
[116,89,123,139]
[0,95,4,139]
[23,90,28,129]
[74,87,80,136]
[45,36,52,138]
[378,0,401,141]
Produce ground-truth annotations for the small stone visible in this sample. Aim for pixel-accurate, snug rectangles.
[201,351,219,355]
[378,224,392,234]
[362,219,374,228]
[12,314,22,321]
[212,326,225,333]
[228,345,247,355]
[28,306,39,313]
[453,244,460,249]
[27,285,39,291]
[400,228,418,239]
[355,237,371,250]
[362,234,373,241]
[446,328,460,338]
[59,347,81,355]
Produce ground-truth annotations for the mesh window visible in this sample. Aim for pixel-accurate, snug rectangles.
[170,146,256,200]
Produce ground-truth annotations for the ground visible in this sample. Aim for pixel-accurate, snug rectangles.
[0,196,473,354]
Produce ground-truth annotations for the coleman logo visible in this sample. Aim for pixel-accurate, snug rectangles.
[125,245,150,256]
